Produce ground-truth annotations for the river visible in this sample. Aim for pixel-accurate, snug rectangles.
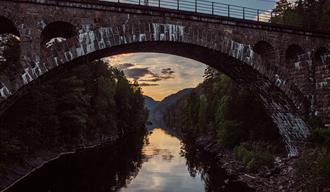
[4,128,254,192]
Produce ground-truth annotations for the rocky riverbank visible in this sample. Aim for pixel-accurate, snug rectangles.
[194,136,298,192]
[0,136,118,192]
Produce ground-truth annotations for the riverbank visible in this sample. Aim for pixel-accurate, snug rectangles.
[194,135,298,192]
[0,135,118,192]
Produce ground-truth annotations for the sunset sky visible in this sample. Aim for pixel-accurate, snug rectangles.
[107,53,206,101]
[106,0,282,101]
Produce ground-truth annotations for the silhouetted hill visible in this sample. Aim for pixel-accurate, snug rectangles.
[152,88,193,117]
[144,88,192,129]
[143,95,159,112]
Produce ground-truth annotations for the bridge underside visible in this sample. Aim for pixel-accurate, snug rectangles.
[1,40,310,156]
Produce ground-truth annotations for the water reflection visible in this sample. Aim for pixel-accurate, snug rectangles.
[181,136,255,192]
[5,128,254,192]
[120,128,204,192]
[4,133,145,192]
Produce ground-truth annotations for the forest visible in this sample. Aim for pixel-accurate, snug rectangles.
[272,0,330,31]
[0,34,148,173]
[164,67,282,169]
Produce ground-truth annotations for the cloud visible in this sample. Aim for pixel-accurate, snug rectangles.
[107,53,207,100]
[160,68,175,79]
[116,63,135,70]
[139,77,163,82]
[256,10,272,22]
[139,83,159,87]
[117,63,176,83]
[124,67,154,80]
[139,67,175,82]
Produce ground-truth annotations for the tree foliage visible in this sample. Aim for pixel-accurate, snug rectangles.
[0,59,148,167]
[272,0,330,31]
[164,72,281,149]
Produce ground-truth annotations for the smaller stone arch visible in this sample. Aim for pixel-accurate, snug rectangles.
[253,41,276,65]
[0,16,21,79]
[0,16,20,37]
[40,21,77,47]
[253,41,277,78]
[314,47,328,66]
[285,44,305,69]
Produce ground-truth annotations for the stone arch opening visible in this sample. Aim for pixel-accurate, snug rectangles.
[253,41,276,65]
[253,41,277,75]
[40,21,77,48]
[0,16,20,37]
[314,47,328,66]
[285,44,305,69]
[0,16,21,78]
[44,41,309,156]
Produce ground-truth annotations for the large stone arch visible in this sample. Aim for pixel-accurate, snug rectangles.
[0,22,310,156]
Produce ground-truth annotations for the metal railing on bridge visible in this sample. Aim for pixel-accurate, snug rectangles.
[101,0,274,22]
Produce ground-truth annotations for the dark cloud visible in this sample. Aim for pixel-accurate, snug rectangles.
[161,68,175,75]
[139,83,159,87]
[116,63,175,83]
[160,68,175,80]
[124,67,154,80]
[139,77,163,82]
[138,68,175,82]
[116,63,135,70]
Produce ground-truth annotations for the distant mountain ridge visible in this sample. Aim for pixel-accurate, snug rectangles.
[143,88,193,128]
[144,95,159,112]
[152,88,193,116]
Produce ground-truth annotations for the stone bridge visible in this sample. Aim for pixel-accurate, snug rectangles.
[0,0,330,156]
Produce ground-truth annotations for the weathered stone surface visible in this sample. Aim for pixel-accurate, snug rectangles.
[0,0,330,156]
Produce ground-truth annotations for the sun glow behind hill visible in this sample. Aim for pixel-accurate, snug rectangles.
[106,53,206,101]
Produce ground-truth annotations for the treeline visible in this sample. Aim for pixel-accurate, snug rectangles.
[165,68,282,144]
[0,38,147,169]
[272,0,330,31]
[164,69,283,170]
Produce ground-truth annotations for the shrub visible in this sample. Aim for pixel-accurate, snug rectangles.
[234,144,274,172]
[308,116,324,130]
[318,152,330,180]
[294,147,330,191]
[216,120,243,148]
[309,128,330,147]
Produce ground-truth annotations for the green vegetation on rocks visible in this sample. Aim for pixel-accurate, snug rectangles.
[294,123,330,191]
[234,144,274,172]
[165,68,282,150]
[164,67,283,172]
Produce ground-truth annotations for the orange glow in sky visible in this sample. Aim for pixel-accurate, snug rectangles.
[106,53,206,101]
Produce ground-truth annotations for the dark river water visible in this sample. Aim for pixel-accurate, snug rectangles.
[5,128,254,192]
